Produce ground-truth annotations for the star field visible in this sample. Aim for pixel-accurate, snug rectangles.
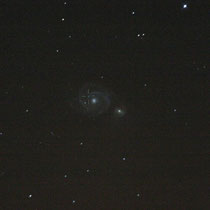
[1,0,209,209]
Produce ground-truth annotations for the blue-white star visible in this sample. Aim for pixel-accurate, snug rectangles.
[91,98,97,104]
[182,3,188,9]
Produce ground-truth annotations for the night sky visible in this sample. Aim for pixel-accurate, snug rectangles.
[1,0,209,209]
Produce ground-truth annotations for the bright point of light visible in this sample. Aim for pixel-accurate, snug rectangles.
[132,11,135,15]
[137,193,140,197]
[122,157,126,160]
[91,98,97,104]
[137,34,140,37]
[183,4,188,8]
[64,174,68,178]
[115,107,126,117]
[72,200,76,204]
[61,18,65,21]
[117,109,122,113]
[28,194,32,198]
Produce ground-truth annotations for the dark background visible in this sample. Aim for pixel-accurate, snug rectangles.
[0,0,209,209]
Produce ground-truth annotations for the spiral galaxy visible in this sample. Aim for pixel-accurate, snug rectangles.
[78,84,111,116]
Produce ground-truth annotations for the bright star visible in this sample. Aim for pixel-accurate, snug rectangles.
[91,98,97,104]
[183,4,188,9]
[115,107,126,117]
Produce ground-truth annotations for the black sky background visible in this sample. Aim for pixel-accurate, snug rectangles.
[0,0,209,209]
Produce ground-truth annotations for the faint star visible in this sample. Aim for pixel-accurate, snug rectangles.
[28,194,32,198]
[80,142,83,146]
[50,131,55,136]
[0,171,5,177]
[173,109,177,112]
[72,200,76,204]
[25,109,29,113]
[0,132,3,135]
[68,35,72,38]
[144,83,147,87]
[122,157,126,160]
[61,18,65,21]
[137,193,140,197]
[86,169,90,173]
[64,174,68,178]
[56,49,59,53]
[64,2,67,5]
